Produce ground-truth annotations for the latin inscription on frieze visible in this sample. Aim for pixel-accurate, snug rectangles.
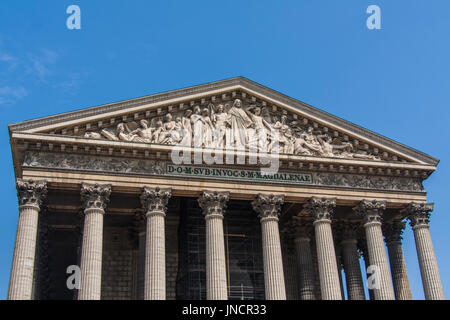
[167,164,312,185]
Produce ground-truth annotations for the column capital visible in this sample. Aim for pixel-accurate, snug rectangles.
[252,193,284,221]
[140,187,172,217]
[383,220,406,244]
[353,199,386,226]
[81,183,111,212]
[334,221,361,244]
[304,197,336,223]
[404,202,433,230]
[16,179,47,209]
[292,217,314,240]
[198,190,229,218]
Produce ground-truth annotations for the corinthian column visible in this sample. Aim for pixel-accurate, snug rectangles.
[357,236,374,300]
[354,200,394,300]
[292,218,316,300]
[8,179,47,300]
[252,194,286,300]
[336,222,365,300]
[304,197,342,300]
[134,211,146,300]
[405,203,445,300]
[78,183,111,300]
[198,190,229,300]
[383,220,412,300]
[141,187,171,300]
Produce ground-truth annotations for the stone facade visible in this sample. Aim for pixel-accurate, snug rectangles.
[7,78,444,300]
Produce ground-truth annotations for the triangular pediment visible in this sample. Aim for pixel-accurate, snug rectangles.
[9,77,438,167]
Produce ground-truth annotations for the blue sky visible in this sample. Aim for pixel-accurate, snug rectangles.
[0,1,449,300]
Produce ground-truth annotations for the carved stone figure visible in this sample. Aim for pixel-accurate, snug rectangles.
[84,132,103,139]
[300,126,323,155]
[211,104,230,149]
[180,109,193,147]
[228,99,253,149]
[137,119,154,142]
[117,123,140,142]
[80,98,386,161]
[157,114,176,144]
[191,106,203,148]
[271,115,294,154]
[171,116,183,144]
[293,135,313,156]
[245,105,271,152]
[201,108,214,148]
[152,119,164,144]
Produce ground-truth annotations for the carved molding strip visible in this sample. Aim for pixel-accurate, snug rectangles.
[24,151,165,176]
[10,78,243,132]
[23,151,424,192]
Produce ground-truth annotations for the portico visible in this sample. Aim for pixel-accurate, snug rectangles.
[7,77,444,300]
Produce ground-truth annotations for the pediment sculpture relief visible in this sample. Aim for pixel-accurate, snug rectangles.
[83,99,380,160]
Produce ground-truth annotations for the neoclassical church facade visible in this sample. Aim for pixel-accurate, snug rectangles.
[7,77,444,300]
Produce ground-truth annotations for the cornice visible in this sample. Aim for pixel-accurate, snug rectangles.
[8,77,438,166]
[8,77,243,133]
[12,132,436,175]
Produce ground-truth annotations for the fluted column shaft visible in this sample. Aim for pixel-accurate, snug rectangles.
[199,191,229,300]
[137,229,145,300]
[134,211,146,300]
[413,227,444,299]
[9,205,41,300]
[8,179,47,300]
[294,237,316,300]
[341,239,365,300]
[383,221,412,300]
[253,194,286,300]
[206,213,227,299]
[78,183,111,300]
[145,211,166,299]
[141,187,171,300]
[79,208,104,300]
[282,247,299,300]
[364,223,394,300]
[306,197,342,300]
[336,250,345,299]
[261,215,286,299]
[386,241,412,300]
[358,240,374,300]
[354,200,394,300]
[406,203,445,300]
[314,220,342,300]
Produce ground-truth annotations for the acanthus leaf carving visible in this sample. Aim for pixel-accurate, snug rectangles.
[382,220,406,243]
[404,202,433,229]
[353,199,386,225]
[198,190,229,217]
[80,183,111,211]
[16,179,47,207]
[140,187,172,216]
[304,197,336,222]
[252,193,285,220]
